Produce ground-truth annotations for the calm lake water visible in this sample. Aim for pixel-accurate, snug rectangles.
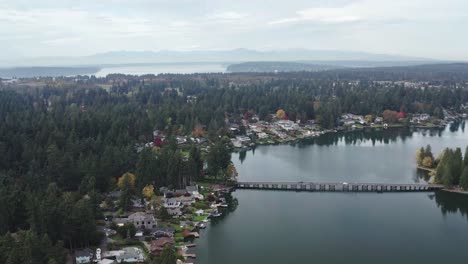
[95,63,226,77]
[194,123,468,264]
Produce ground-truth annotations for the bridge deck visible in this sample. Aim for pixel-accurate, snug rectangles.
[236,182,443,192]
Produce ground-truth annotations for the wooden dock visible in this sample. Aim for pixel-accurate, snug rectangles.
[236,182,443,192]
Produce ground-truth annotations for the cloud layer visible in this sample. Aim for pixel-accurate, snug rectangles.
[0,0,467,60]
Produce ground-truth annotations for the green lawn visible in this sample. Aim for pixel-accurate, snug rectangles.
[193,215,207,222]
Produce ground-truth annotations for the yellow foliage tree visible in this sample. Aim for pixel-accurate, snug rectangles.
[422,157,433,168]
[276,109,287,120]
[313,101,321,111]
[416,148,424,166]
[227,163,238,179]
[118,172,136,190]
[142,184,155,199]
[364,115,373,123]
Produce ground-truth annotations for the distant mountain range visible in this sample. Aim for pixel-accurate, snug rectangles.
[0,49,440,67]
[227,61,344,73]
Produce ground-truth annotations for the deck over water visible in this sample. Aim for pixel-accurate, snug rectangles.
[236,182,444,192]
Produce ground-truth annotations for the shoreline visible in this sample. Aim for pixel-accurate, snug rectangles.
[233,124,447,151]
[416,166,436,173]
[440,188,468,195]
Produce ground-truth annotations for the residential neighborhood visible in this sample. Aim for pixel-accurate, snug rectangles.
[72,183,234,264]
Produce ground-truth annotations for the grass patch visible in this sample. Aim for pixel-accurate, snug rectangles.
[193,215,207,222]
[171,224,182,232]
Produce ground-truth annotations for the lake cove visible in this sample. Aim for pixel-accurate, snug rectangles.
[193,124,468,264]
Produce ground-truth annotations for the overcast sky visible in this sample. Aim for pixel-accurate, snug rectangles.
[1,0,467,60]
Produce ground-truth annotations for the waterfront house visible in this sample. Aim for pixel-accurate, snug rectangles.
[410,114,430,124]
[374,117,383,123]
[231,135,251,148]
[277,120,298,131]
[256,132,269,139]
[171,190,196,205]
[150,237,175,255]
[153,226,175,238]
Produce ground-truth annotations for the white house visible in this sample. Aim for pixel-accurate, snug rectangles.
[75,249,93,264]
[163,198,182,217]
[277,120,298,131]
[186,185,204,200]
[104,247,144,263]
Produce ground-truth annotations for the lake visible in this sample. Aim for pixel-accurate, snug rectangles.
[193,123,468,263]
[94,63,226,77]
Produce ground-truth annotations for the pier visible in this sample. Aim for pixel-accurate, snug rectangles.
[236,182,443,192]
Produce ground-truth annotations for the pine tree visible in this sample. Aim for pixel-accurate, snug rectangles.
[464,146,468,166]
[188,145,203,182]
[136,148,155,190]
[159,245,177,264]
[119,175,133,211]
[453,148,463,184]
[460,166,468,190]
[424,145,433,160]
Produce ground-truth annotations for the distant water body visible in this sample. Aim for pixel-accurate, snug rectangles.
[95,63,227,77]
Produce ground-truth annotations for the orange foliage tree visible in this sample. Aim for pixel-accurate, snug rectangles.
[276,109,287,120]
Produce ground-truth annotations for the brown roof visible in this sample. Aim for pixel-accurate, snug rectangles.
[150,237,174,253]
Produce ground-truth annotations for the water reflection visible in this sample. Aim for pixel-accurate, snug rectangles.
[416,169,431,182]
[239,150,247,164]
[210,193,239,226]
[451,120,466,132]
[431,191,468,220]
[294,127,445,147]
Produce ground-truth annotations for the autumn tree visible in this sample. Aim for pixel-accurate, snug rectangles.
[192,125,205,138]
[142,185,155,199]
[422,156,433,168]
[118,173,136,190]
[276,109,287,120]
[382,110,398,123]
[227,163,238,181]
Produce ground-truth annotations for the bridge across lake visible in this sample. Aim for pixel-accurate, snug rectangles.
[236,182,444,192]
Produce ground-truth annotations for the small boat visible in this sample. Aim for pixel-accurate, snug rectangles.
[218,203,228,208]
[211,211,222,217]
[198,223,206,229]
